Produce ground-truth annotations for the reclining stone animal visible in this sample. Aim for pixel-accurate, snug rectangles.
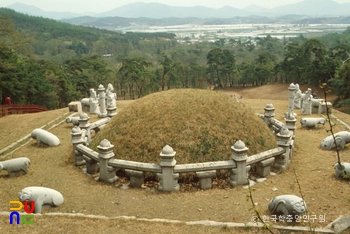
[66,116,80,126]
[334,162,350,179]
[31,128,60,146]
[0,157,30,177]
[320,131,350,150]
[300,117,326,128]
[18,186,64,213]
[268,195,307,218]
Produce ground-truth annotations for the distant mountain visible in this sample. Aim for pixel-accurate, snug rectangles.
[6,2,91,20]
[95,2,246,18]
[242,5,269,15]
[5,0,350,20]
[273,0,350,16]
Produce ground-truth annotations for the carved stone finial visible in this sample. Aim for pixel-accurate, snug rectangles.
[233,140,247,150]
[162,145,174,155]
[99,139,111,148]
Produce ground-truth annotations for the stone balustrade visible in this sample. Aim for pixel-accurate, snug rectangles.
[69,85,299,191]
[71,125,292,191]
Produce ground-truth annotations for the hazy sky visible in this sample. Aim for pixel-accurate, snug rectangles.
[1,0,350,13]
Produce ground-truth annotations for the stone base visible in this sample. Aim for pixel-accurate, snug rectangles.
[68,101,82,113]
[319,102,332,114]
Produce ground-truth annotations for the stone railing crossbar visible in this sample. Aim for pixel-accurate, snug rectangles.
[76,145,285,175]
[109,158,161,173]
[247,147,285,165]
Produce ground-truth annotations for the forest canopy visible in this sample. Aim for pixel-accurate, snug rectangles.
[0,8,350,111]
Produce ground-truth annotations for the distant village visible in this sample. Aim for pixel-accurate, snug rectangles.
[120,23,350,44]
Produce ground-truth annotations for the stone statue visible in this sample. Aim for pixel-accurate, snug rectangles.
[18,186,64,213]
[0,157,30,177]
[268,195,307,218]
[320,131,350,150]
[66,116,80,126]
[89,89,100,115]
[105,83,117,108]
[80,98,90,111]
[334,163,350,179]
[294,84,302,109]
[300,117,326,128]
[301,89,312,115]
[31,129,60,146]
[97,84,107,118]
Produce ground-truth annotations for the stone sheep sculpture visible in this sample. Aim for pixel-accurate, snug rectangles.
[0,157,30,177]
[66,116,80,126]
[300,117,326,128]
[268,195,307,219]
[19,186,64,213]
[334,163,350,179]
[31,129,60,146]
[320,131,350,150]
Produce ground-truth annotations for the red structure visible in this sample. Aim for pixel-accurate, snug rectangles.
[5,96,11,105]
[0,104,48,117]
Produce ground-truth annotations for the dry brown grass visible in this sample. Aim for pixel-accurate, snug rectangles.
[90,89,276,165]
[0,84,350,233]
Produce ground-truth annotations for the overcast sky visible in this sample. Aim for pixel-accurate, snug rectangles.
[1,0,350,13]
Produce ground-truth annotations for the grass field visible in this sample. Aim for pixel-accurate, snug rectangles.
[1,84,350,234]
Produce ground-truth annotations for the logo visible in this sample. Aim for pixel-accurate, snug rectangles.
[9,200,35,225]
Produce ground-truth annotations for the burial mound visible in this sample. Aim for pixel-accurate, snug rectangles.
[91,89,277,164]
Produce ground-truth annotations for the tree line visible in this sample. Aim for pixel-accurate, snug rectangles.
[0,9,350,110]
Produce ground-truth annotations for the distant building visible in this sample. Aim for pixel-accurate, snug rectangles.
[102,54,113,58]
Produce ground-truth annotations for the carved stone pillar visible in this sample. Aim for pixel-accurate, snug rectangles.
[98,139,118,183]
[263,103,275,130]
[275,127,292,171]
[70,126,85,166]
[157,145,179,192]
[229,140,250,187]
[78,113,91,144]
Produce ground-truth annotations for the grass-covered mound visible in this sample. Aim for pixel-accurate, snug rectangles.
[91,89,277,164]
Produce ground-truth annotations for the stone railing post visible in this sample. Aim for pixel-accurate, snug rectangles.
[263,103,275,129]
[83,155,99,175]
[97,84,107,118]
[157,145,179,192]
[285,117,297,140]
[107,96,117,118]
[256,158,275,177]
[98,139,118,183]
[229,140,250,187]
[125,169,144,188]
[78,113,91,144]
[70,126,86,166]
[196,170,216,190]
[275,127,292,171]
